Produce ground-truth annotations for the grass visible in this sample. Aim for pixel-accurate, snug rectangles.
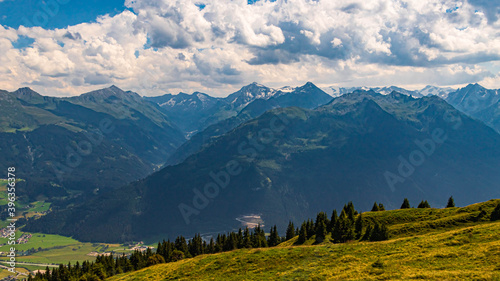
[109,199,500,281]
[0,232,126,267]
[0,233,80,252]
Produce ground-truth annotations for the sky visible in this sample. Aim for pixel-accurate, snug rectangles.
[0,0,499,97]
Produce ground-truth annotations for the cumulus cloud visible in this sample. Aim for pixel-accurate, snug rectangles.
[0,0,499,96]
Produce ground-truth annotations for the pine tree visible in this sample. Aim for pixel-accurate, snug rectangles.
[417,200,430,208]
[315,219,327,243]
[174,236,189,256]
[371,202,379,212]
[298,222,307,244]
[285,221,295,241]
[243,228,252,248]
[332,219,342,243]
[491,202,500,221]
[344,201,356,221]
[362,224,372,241]
[340,217,355,242]
[268,225,279,247]
[328,210,338,233]
[355,213,363,239]
[314,212,329,230]
[253,224,267,248]
[306,219,315,239]
[401,198,411,209]
[446,196,455,208]
[378,203,385,211]
[370,223,389,241]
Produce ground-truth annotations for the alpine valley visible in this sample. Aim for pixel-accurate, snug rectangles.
[9,82,499,243]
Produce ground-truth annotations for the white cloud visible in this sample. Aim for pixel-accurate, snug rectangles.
[0,0,499,97]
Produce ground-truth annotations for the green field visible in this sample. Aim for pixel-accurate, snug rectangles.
[0,231,143,278]
[0,232,127,265]
[108,199,500,281]
[0,233,80,252]
[0,179,50,228]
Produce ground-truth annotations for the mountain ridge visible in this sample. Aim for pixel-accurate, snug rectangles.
[25,90,500,242]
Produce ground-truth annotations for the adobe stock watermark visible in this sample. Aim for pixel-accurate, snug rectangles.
[22,0,72,28]
[384,108,464,192]
[178,112,291,225]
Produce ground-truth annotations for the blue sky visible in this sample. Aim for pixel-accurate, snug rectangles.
[0,0,126,29]
[0,0,499,97]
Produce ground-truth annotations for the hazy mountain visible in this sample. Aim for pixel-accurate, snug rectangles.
[444,84,500,131]
[27,90,500,242]
[0,86,185,201]
[147,83,283,136]
[165,82,333,165]
[223,82,279,108]
[144,92,222,136]
[323,85,455,98]
[66,86,187,165]
[321,86,367,97]
[370,86,422,97]
[419,85,456,98]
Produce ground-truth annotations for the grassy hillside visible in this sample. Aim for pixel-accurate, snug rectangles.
[109,200,500,281]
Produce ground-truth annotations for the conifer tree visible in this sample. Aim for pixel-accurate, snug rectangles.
[355,213,363,239]
[243,228,252,248]
[370,223,389,241]
[332,219,342,243]
[315,219,327,243]
[285,221,295,241]
[340,216,355,242]
[401,198,411,209]
[314,212,329,229]
[446,196,455,208]
[328,210,338,233]
[362,224,372,241]
[306,219,315,239]
[417,200,431,208]
[298,222,308,244]
[344,201,356,221]
[268,225,280,247]
[174,236,189,256]
[371,202,379,211]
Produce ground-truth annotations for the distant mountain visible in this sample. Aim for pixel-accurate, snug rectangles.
[321,86,366,97]
[371,86,422,97]
[165,82,333,165]
[66,86,186,165]
[223,82,279,109]
[147,83,283,136]
[323,85,455,98]
[419,85,455,98]
[27,90,500,242]
[0,86,185,201]
[144,92,222,136]
[444,84,500,132]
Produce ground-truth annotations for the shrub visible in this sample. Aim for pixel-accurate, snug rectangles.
[490,203,500,221]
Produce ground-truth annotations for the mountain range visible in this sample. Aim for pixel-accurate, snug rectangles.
[24,88,500,242]
[0,86,185,202]
[3,81,500,243]
[322,85,456,98]
[445,83,500,132]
